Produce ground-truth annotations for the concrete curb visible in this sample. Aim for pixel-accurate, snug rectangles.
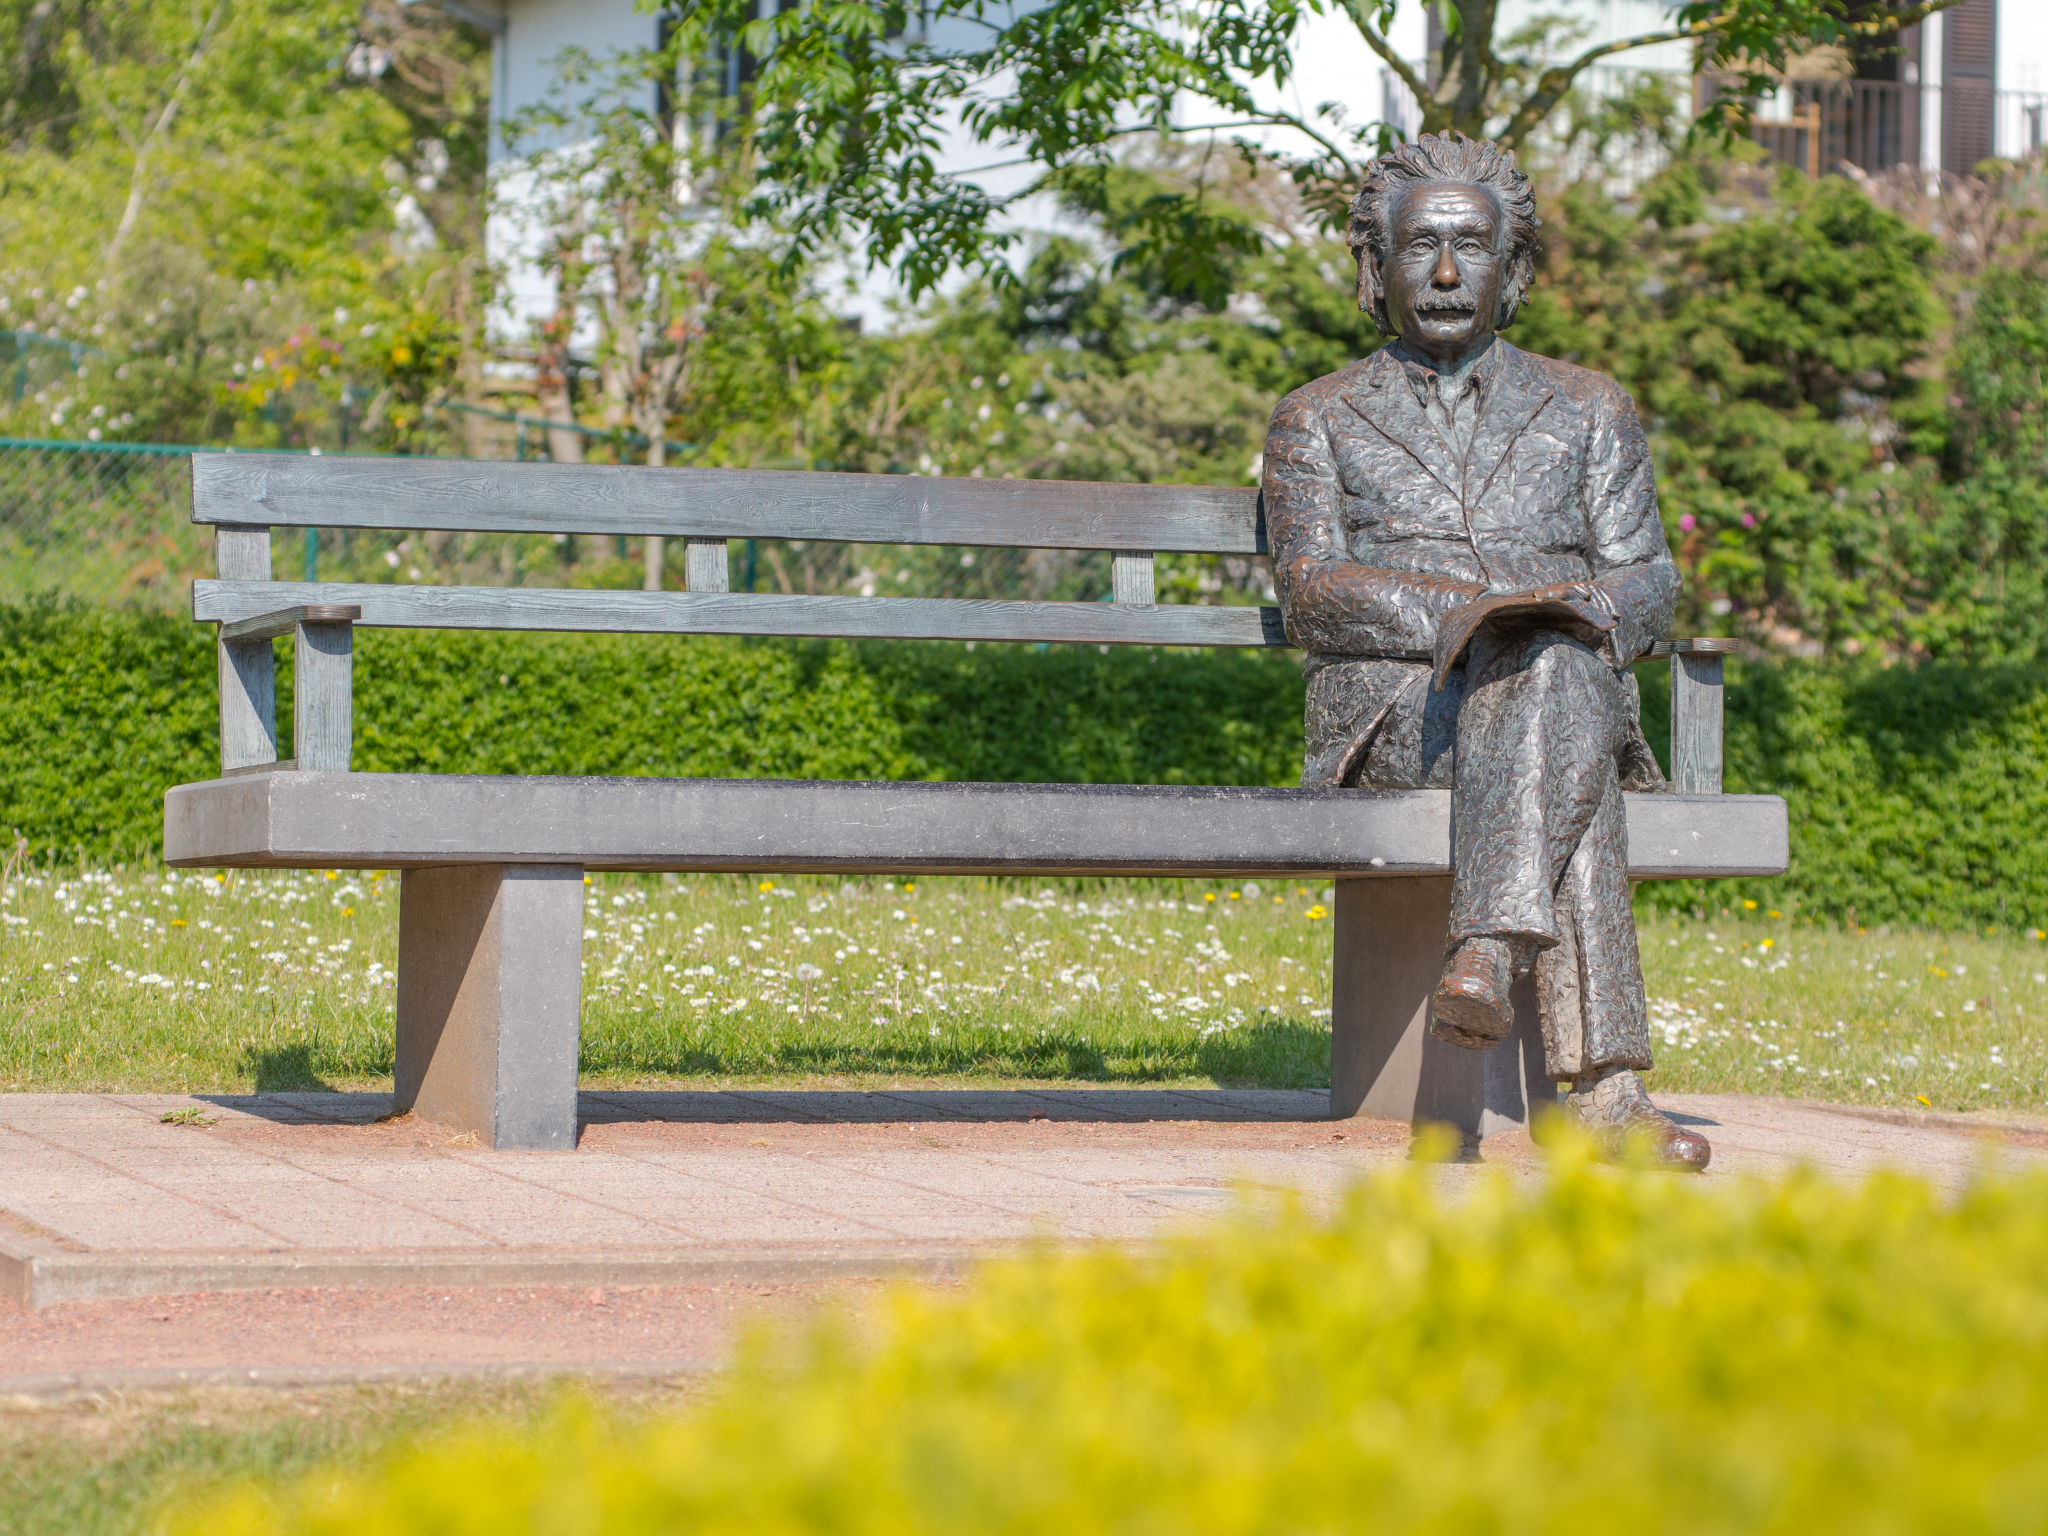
[0,1359,712,1404]
[1,1237,1000,1311]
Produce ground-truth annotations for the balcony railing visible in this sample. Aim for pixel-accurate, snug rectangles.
[1750,79,1917,177]
[1740,78,2048,179]
[1996,91,2048,159]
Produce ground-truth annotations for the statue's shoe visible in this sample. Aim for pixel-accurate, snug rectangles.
[1429,938,1515,1050]
[1563,1071,1711,1172]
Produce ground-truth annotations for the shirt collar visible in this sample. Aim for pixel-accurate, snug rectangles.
[1390,336,1502,407]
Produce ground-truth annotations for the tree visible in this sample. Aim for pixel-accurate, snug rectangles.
[512,53,707,585]
[0,0,492,451]
[671,0,1966,300]
[506,43,840,587]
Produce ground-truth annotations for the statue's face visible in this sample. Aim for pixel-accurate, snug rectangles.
[1380,182,1505,358]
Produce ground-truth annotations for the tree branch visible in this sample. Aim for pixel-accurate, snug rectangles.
[1496,0,1969,149]
[1496,25,1702,148]
[1841,0,1967,37]
[1336,1,1430,119]
[954,113,1353,180]
[103,0,230,269]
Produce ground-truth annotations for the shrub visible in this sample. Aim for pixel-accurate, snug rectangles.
[1635,658,2048,930]
[0,602,1304,863]
[5,602,2046,930]
[185,1152,2048,1534]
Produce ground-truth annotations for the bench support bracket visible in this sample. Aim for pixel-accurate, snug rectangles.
[394,864,586,1150]
[1329,876,1552,1144]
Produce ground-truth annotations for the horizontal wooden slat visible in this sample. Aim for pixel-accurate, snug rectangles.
[218,604,361,643]
[1650,638,1741,656]
[193,580,1290,648]
[190,454,1268,554]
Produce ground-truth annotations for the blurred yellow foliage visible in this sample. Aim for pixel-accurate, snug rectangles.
[182,1150,2048,1534]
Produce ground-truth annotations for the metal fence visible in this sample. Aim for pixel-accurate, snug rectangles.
[0,439,204,613]
[0,437,1273,613]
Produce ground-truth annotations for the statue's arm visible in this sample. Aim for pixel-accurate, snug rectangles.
[1263,389,1485,658]
[1579,380,1679,663]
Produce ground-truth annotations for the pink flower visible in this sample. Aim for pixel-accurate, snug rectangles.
[1678,514,1696,531]
[1740,512,1756,529]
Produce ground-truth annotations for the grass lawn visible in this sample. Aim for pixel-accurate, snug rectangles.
[0,1378,696,1536]
[1,865,2044,1114]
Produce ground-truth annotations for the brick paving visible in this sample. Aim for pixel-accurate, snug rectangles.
[3,1087,2041,1394]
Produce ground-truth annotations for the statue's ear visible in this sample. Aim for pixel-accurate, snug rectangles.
[1495,248,1536,331]
[1357,248,1397,338]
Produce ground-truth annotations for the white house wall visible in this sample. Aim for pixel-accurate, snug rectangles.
[489,0,658,163]
[479,0,2048,342]
[1996,0,2048,157]
[1492,0,1693,77]
[483,0,661,345]
[1998,0,2048,95]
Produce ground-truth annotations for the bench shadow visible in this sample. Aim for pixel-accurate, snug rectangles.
[194,1090,393,1125]
[186,1086,1336,1130]
[578,1086,1335,1127]
[588,1020,1331,1090]
[239,1044,338,1094]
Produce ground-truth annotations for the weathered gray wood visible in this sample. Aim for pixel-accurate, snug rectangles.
[163,773,1792,880]
[220,604,361,643]
[1651,638,1740,657]
[684,537,729,593]
[643,534,664,591]
[293,621,354,773]
[1331,876,1549,1137]
[194,579,1290,649]
[1112,552,1155,605]
[214,527,276,772]
[395,864,584,1150]
[189,454,1269,554]
[1671,651,1725,794]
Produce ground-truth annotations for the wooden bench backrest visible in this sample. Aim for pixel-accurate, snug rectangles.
[190,455,1267,552]
[189,453,1729,793]
[189,454,1283,652]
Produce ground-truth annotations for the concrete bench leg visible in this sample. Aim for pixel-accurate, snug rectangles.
[1329,876,1552,1146]
[393,864,586,1150]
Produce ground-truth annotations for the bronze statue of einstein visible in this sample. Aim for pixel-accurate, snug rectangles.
[1263,132,1708,1170]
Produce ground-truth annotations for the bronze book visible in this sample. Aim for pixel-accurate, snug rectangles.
[1432,594,1616,690]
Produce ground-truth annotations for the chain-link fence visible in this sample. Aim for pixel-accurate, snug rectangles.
[0,435,1272,612]
[0,439,204,613]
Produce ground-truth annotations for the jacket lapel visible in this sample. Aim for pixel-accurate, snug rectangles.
[1339,348,1464,500]
[1465,342,1555,502]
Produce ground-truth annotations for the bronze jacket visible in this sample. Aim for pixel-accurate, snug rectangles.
[1262,340,1678,786]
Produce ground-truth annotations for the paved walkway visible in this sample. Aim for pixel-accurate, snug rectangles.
[3,1088,2042,1395]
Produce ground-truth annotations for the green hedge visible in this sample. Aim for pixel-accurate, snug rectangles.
[3,602,2044,930]
[1635,658,2048,931]
[184,1156,2048,1536]
[0,601,1303,864]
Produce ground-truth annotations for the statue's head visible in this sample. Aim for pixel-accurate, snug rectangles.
[1347,133,1540,352]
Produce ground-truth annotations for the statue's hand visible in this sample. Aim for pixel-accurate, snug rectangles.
[1432,584,1614,688]
[1510,580,1601,609]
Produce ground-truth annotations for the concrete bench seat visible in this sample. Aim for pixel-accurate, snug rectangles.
[165,773,1784,880]
[166,454,1787,1149]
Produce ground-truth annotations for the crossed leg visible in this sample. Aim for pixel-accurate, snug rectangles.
[1424,626,1707,1169]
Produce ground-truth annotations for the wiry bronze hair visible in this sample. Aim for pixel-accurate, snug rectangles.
[1347,133,1541,337]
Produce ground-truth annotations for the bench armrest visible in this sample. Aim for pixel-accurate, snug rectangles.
[213,590,357,775]
[220,603,361,644]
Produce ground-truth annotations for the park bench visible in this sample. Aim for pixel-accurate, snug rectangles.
[163,455,1786,1149]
